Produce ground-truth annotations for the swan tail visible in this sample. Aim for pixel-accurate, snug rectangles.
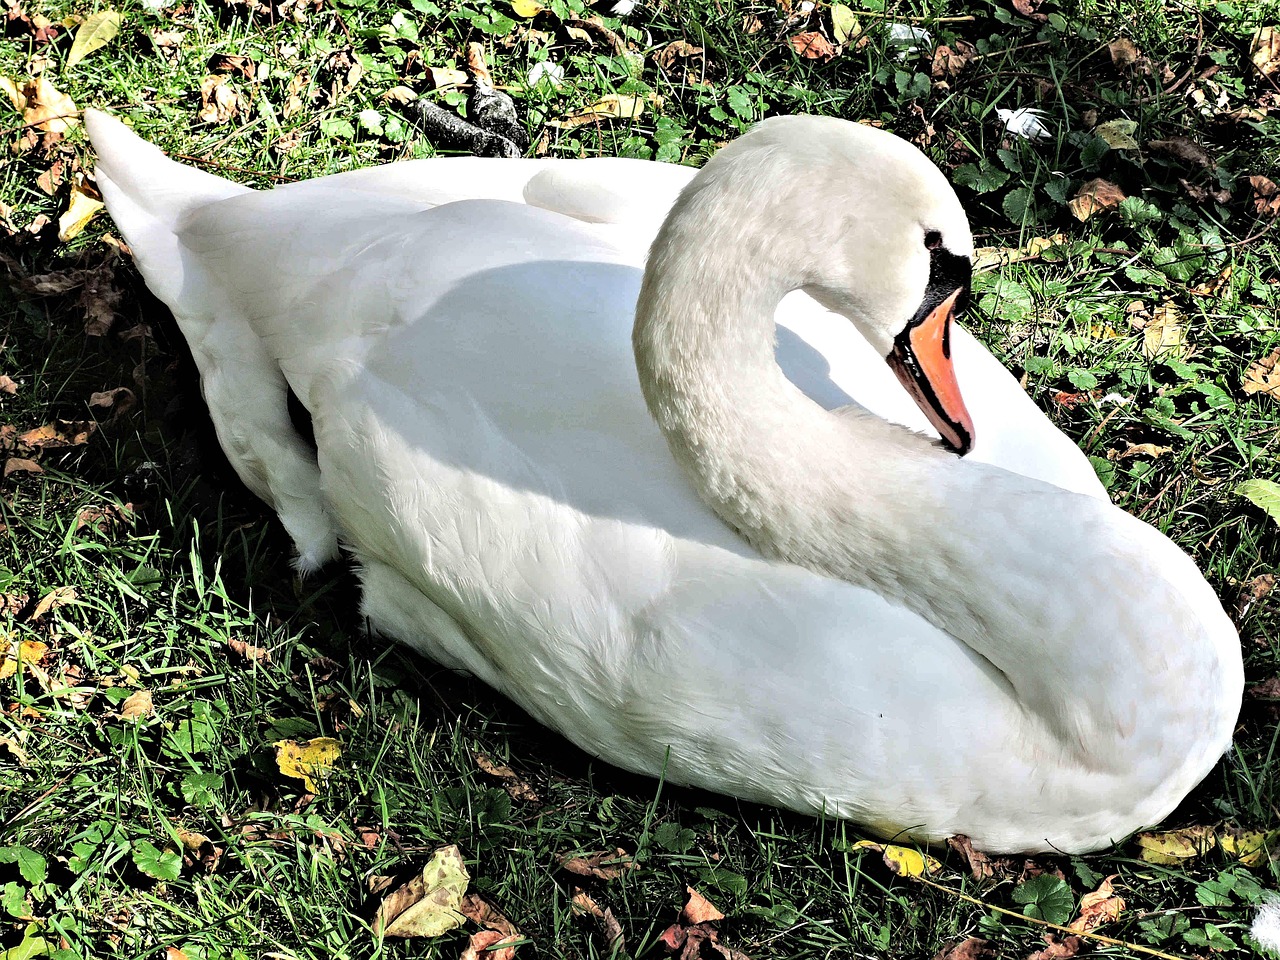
[86,109,340,572]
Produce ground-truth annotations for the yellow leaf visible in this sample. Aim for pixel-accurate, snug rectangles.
[852,840,940,877]
[510,0,545,16]
[58,180,104,242]
[21,76,79,133]
[67,10,122,69]
[275,736,341,792]
[0,76,26,112]
[0,640,48,681]
[973,233,1067,273]
[1135,825,1217,865]
[376,844,471,937]
[830,3,859,44]
[120,689,153,721]
[549,94,653,129]
[1243,347,1280,400]
[1218,828,1280,867]
[1142,302,1188,361]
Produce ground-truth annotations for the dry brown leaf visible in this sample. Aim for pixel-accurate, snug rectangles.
[89,386,136,421]
[35,158,63,195]
[1068,875,1124,932]
[1149,136,1214,169]
[198,75,238,124]
[932,938,995,960]
[549,93,652,129]
[474,753,539,802]
[461,931,521,960]
[120,688,154,720]
[946,835,994,881]
[0,375,17,396]
[682,886,725,924]
[1249,175,1280,217]
[1011,0,1048,22]
[570,889,625,951]
[149,29,184,62]
[227,637,272,664]
[1107,37,1139,68]
[1027,934,1082,960]
[19,419,96,450]
[165,948,189,960]
[176,828,222,872]
[0,640,48,680]
[3,457,42,477]
[76,502,134,533]
[1178,177,1232,206]
[658,921,751,960]
[931,40,975,79]
[1244,348,1280,399]
[460,892,520,937]
[1118,443,1171,459]
[28,585,75,620]
[14,75,79,134]
[1251,26,1280,77]
[208,53,256,80]
[3,0,61,42]
[559,848,635,881]
[1068,178,1126,221]
[58,177,105,240]
[788,31,836,61]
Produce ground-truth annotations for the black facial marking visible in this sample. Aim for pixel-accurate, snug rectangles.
[904,245,972,338]
[924,229,943,250]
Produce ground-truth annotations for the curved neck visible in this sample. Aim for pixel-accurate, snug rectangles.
[631,194,1237,771]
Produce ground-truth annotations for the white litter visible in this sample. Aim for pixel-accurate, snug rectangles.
[887,23,931,59]
[1254,898,1280,956]
[528,61,565,88]
[996,106,1052,140]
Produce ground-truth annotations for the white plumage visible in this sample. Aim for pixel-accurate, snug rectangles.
[85,110,1242,853]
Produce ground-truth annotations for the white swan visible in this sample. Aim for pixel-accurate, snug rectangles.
[85,109,1242,854]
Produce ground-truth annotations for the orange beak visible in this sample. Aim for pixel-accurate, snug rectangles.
[886,287,975,455]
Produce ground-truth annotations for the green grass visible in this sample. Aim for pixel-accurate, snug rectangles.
[2,0,1280,957]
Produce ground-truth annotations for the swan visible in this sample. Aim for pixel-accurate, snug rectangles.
[84,109,1242,854]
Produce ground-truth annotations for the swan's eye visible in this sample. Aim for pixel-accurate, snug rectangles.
[924,230,943,250]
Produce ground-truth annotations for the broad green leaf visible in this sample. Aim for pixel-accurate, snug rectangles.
[180,771,224,807]
[0,925,50,960]
[1094,118,1140,149]
[2,882,31,921]
[1002,186,1036,224]
[131,839,181,882]
[0,847,46,886]
[1236,479,1280,528]
[1012,874,1074,924]
[67,10,121,68]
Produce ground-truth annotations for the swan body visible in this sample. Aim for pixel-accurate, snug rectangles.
[86,110,1242,853]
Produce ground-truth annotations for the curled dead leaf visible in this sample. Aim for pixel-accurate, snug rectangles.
[946,835,994,881]
[226,637,272,664]
[208,53,256,80]
[19,419,96,451]
[788,31,836,61]
[549,93,653,129]
[474,753,539,802]
[461,931,521,960]
[1251,26,1280,77]
[571,888,625,951]
[1249,175,1280,217]
[198,74,238,124]
[682,886,724,924]
[1027,934,1082,960]
[1107,37,1139,69]
[1068,875,1124,932]
[0,640,48,680]
[120,688,153,720]
[0,374,17,396]
[176,828,222,872]
[1142,302,1188,361]
[28,585,75,620]
[931,40,975,79]
[1149,136,1214,169]
[1118,443,1171,459]
[1068,178,1126,221]
[374,845,470,938]
[1243,348,1280,400]
[3,457,41,477]
[559,848,635,881]
[89,386,137,421]
[932,938,995,960]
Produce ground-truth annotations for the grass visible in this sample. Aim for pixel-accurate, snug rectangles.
[1,0,1279,957]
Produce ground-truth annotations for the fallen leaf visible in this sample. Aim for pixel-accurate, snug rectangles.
[208,52,255,80]
[66,10,121,69]
[571,889,625,951]
[682,886,724,924]
[1149,136,1214,169]
[1179,177,1232,206]
[198,74,238,124]
[75,502,134,533]
[932,938,995,960]
[119,688,153,720]
[35,158,63,194]
[374,844,470,937]
[1108,37,1139,69]
[19,419,96,450]
[3,0,61,42]
[1142,302,1188,361]
[460,893,520,938]
[1068,875,1124,932]
[0,736,31,764]
[274,736,341,792]
[149,28,184,62]
[1069,179,1126,221]
[1136,825,1217,864]
[1189,264,1233,295]
[931,40,975,78]
[658,920,750,960]
[1027,934,1082,960]
[3,457,42,477]
[28,585,75,620]
[853,840,941,877]
[1251,26,1280,77]
[1243,348,1280,399]
[1011,0,1047,22]
[0,640,48,680]
[1093,118,1140,150]
[788,31,836,61]
[226,637,272,664]
[0,375,17,395]
[89,387,137,421]
[461,931,521,960]
[657,39,704,72]
[946,835,994,881]
[1218,827,1280,868]
[1237,479,1280,529]
[973,234,1066,273]
[474,753,539,802]
[549,94,652,129]
[830,3,860,45]
[1118,443,1171,459]
[510,0,544,16]
[559,848,635,881]
[1249,175,1280,217]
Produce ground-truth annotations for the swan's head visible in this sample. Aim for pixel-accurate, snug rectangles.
[666,115,978,454]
